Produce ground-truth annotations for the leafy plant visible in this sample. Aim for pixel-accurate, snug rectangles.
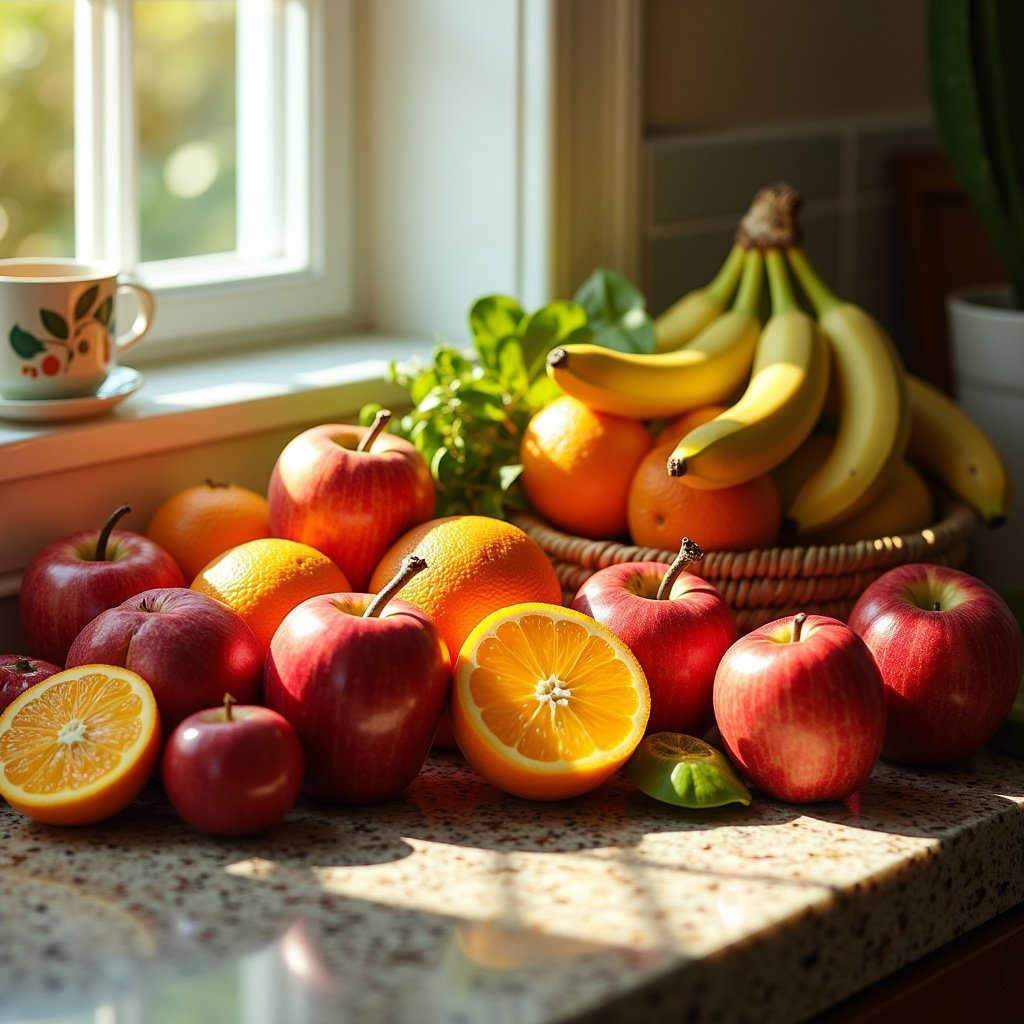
[361,268,653,518]
[926,0,1024,308]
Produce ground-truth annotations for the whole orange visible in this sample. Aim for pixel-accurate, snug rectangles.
[519,395,653,538]
[191,537,351,654]
[146,480,271,583]
[368,515,563,660]
[656,403,730,449]
[627,442,782,553]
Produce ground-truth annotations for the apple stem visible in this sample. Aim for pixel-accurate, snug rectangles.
[205,478,230,489]
[12,657,33,674]
[94,505,131,561]
[364,555,429,618]
[357,409,393,453]
[932,601,941,612]
[223,693,237,721]
[656,537,705,600]
[791,612,807,642]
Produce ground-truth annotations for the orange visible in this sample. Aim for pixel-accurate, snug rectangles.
[450,603,650,800]
[627,442,782,552]
[519,395,653,538]
[0,665,160,826]
[656,403,730,449]
[191,537,351,653]
[146,480,271,583]
[368,515,563,661]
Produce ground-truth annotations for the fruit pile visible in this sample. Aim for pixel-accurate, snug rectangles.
[3,182,1022,832]
[525,183,1012,554]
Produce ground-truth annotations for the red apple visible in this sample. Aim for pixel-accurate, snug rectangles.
[263,555,451,803]
[0,655,61,715]
[713,613,886,803]
[65,587,263,736]
[847,563,1024,766]
[19,505,186,666]
[571,539,737,736]
[162,695,304,836]
[267,409,435,591]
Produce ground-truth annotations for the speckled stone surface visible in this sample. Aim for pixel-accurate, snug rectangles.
[2,749,1023,1024]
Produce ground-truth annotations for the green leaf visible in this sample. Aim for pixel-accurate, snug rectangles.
[469,295,525,369]
[9,326,45,359]
[495,336,528,394]
[573,267,655,353]
[74,285,99,320]
[519,301,588,380]
[525,374,563,407]
[40,309,69,339]
[498,463,524,491]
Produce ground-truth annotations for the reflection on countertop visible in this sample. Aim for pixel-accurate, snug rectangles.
[1,750,1023,1024]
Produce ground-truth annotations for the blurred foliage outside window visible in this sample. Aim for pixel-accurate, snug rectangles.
[0,0,237,262]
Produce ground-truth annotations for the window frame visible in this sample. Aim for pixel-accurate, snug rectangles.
[69,0,354,360]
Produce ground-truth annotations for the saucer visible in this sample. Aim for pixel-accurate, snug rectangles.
[0,367,144,423]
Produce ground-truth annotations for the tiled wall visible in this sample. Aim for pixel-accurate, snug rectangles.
[641,115,937,369]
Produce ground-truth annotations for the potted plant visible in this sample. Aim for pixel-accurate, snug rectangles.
[926,0,1024,592]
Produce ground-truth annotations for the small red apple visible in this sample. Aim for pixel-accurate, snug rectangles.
[162,695,304,836]
[847,563,1024,766]
[263,555,451,803]
[19,505,186,665]
[267,409,436,591]
[65,587,263,736]
[0,655,61,715]
[571,539,737,736]
[713,613,887,803]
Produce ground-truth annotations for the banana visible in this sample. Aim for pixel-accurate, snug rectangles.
[665,248,831,488]
[653,242,745,352]
[784,246,911,534]
[802,459,934,546]
[905,372,1013,525]
[545,247,764,420]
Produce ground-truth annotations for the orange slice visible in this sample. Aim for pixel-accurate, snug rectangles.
[0,664,161,826]
[451,603,650,800]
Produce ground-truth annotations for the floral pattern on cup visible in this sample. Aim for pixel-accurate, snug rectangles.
[9,285,114,381]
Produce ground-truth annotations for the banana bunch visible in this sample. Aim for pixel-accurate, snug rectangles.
[542,180,1013,545]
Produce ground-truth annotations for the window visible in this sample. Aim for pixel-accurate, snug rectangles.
[0,0,352,357]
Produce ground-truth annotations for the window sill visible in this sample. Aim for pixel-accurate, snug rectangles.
[0,332,433,595]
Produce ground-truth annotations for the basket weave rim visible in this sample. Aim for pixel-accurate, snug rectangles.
[511,497,979,582]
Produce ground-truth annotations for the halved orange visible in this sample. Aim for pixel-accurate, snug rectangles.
[0,664,161,826]
[450,603,650,800]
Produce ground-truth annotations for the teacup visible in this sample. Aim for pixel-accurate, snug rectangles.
[0,257,155,401]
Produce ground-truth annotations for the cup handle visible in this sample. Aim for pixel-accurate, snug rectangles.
[114,281,156,354]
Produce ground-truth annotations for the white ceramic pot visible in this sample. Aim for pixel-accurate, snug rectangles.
[947,284,1024,594]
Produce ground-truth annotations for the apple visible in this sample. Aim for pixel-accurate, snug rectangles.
[847,563,1024,766]
[267,409,436,591]
[65,587,263,736]
[263,554,451,803]
[571,538,737,736]
[713,613,887,803]
[162,695,304,836]
[0,655,61,715]
[19,505,186,666]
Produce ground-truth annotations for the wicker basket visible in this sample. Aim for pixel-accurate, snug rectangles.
[511,496,979,632]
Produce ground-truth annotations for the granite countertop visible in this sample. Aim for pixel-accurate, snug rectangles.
[1,748,1023,1024]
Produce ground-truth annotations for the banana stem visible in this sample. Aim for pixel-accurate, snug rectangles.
[705,243,747,307]
[785,246,840,316]
[731,249,764,318]
[764,249,801,316]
